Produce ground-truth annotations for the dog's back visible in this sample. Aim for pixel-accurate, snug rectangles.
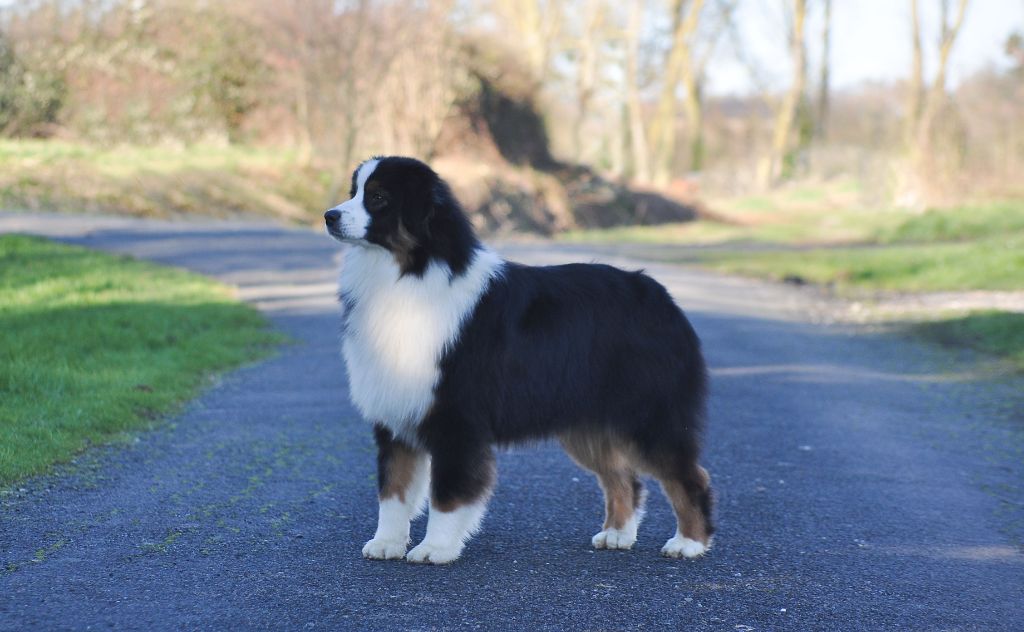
[434,261,706,445]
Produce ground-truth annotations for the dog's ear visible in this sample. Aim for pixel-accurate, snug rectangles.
[387,218,419,273]
[420,172,478,276]
[423,180,451,239]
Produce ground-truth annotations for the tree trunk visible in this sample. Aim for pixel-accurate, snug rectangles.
[295,6,314,165]
[499,0,561,84]
[649,0,705,187]
[915,0,969,149]
[687,0,737,174]
[814,0,832,141]
[625,0,650,183]
[682,74,704,171]
[903,0,924,146]
[759,0,807,188]
[573,0,603,163]
[901,0,970,206]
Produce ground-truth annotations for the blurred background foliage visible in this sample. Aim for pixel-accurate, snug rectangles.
[0,0,1020,236]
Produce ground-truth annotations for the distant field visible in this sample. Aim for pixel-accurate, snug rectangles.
[0,140,329,223]
[0,235,282,484]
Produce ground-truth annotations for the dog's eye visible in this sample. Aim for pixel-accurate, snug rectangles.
[369,192,386,206]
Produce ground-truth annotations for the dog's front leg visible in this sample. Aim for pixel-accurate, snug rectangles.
[362,425,430,560]
[406,444,495,565]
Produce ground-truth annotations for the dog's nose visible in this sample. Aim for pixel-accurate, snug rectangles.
[324,209,341,224]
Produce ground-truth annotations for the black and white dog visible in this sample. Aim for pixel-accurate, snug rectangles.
[325,156,713,564]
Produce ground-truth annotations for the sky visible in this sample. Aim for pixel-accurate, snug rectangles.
[706,0,1024,96]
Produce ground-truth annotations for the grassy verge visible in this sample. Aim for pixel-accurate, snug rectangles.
[875,200,1024,243]
[701,234,1024,293]
[913,312,1024,370]
[0,139,330,223]
[0,235,283,485]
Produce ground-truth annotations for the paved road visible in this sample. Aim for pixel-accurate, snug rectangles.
[1,213,1023,631]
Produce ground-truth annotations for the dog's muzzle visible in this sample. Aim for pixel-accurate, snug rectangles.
[324,209,344,238]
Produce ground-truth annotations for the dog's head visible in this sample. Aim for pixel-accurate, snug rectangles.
[325,156,478,277]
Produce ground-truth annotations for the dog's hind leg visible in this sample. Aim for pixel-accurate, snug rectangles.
[362,424,430,560]
[652,461,714,558]
[560,430,646,551]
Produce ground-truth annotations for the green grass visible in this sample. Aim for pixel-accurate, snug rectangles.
[876,201,1024,243]
[701,234,1024,293]
[914,311,1024,370]
[0,235,282,485]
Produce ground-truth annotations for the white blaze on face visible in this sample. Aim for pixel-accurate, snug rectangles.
[329,158,380,240]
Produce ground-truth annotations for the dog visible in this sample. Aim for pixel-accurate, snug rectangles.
[325,156,713,564]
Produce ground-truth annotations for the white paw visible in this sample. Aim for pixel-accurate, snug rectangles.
[661,534,710,559]
[406,541,463,564]
[362,538,408,560]
[592,528,637,550]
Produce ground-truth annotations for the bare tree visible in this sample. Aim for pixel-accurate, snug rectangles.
[814,0,832,141]
[624,0,651,182]
[900,0,971,205]
[684,0,735,173]
[759,0,807,188]
[495,0,563,83]
[648,0,706,187]
[919,0,970,141]
[571,0,605,163]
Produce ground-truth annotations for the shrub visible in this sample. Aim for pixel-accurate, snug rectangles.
[0,34,65,137]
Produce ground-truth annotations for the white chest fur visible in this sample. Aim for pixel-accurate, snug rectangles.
[339,246,503,438]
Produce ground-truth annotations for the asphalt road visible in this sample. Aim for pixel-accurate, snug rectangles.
[1,213,1023,631]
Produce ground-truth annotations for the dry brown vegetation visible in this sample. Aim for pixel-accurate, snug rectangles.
[1,0,1021,232]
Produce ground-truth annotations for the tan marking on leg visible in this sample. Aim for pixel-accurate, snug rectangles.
[381,442,422,503]
[600,472,638,530]
[560,430,642,531]
[655,465,712,544]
